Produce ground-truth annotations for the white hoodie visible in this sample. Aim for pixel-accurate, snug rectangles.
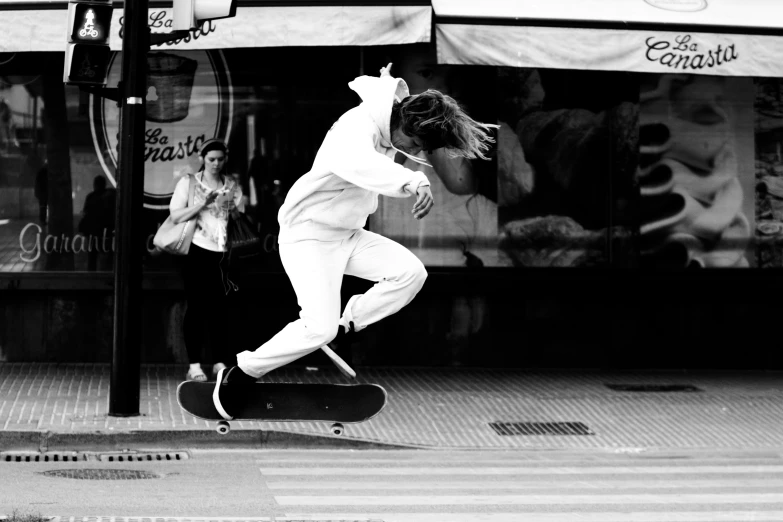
[277,74,430,244]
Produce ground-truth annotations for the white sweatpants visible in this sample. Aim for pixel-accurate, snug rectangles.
[236,229,427,378]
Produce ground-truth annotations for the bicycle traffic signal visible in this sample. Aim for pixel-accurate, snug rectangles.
[63,0,113,85]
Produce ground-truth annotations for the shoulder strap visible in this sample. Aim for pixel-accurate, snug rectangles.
[187,174,196,207]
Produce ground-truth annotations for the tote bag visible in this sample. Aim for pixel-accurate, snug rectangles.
[152,176,196,255]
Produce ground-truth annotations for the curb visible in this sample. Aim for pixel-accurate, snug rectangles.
[0,429,414,452]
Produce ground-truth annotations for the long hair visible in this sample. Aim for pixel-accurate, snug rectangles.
[391,90,497,161]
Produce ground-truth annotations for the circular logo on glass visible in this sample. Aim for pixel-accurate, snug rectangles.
[90,49,233,209]
[644,0,707,11]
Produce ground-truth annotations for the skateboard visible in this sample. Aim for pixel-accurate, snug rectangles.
[177,380,387,435]
[178,343,374,435]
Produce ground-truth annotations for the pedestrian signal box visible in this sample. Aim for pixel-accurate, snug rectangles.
[173,0,238,31]
[64,0,113,85]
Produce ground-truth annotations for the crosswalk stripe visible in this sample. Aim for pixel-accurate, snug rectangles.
[256,461,782,468]
[255,457,783,465]
[265,478,783,489]
[278,513,783,522]
[275,493,783,505]
[260,465,783,475]
[261,452,783,521]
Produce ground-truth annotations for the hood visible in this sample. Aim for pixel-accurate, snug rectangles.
[348,75,410,147]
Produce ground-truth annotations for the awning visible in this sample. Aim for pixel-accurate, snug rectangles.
[435,0,783,77]
[0,2,431,52]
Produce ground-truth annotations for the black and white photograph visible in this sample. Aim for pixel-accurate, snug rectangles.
[1,1,783,521]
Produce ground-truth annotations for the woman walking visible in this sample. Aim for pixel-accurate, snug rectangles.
[168,138,244,381]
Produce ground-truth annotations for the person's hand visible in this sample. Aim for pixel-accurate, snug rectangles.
[380,62,393,77]
[412,185,434,220]
[219,194,235,212]
[202,189,219,207]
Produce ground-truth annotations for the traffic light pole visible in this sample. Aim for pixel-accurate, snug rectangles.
[103,0,218,416]
[109,0,149,417]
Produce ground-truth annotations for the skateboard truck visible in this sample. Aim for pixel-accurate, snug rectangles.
[215,420,345,436]
[320,341,351,435]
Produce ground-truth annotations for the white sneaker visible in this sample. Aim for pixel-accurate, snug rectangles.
[212,362,227,378]
[212,366,256,420]
[186,366,207,382]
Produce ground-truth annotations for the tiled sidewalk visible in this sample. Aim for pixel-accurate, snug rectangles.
[1,363,783,451]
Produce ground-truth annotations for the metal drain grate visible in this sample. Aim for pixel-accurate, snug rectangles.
[96,451,189,462]
[605,383,702,392]
[1,451,85,463]
[40,469,162,480]
[490,421,594,436]
[1,450,189,463]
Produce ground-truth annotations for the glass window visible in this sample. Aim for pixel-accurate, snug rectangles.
[0,47,361,274]
[365,44,639,268]
[0,45,765,273]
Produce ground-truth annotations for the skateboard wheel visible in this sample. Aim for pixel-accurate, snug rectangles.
[217,420,231,435]
[330,423,344,436]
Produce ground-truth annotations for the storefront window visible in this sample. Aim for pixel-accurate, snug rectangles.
[0,53,108,272]
[366,45,639,268]
[367,43,767,270]
[496,67,640,269]
[0,47,360,274]
[0,43,769,274]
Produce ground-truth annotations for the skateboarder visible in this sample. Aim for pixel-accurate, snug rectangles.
[213,63,496,420]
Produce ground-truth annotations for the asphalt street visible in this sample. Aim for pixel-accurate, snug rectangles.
[2,448,783,521]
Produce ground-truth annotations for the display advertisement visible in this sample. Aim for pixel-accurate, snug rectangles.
[638,74,755,268]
